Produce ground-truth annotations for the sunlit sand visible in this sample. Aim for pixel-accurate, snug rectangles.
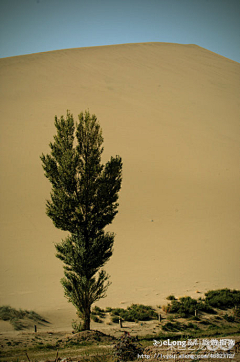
[0,42,239,330]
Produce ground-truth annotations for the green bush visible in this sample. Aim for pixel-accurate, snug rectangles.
[91,315,103,323]
[205,289,240,309]
[111,308,124,316]
[193,324,200,330]
[105,307,112,312]
[111,316,120,323]
[162,322,184,332]
[233,307,240,320]
[9,318,25,330]
[72,319,83,332]
[166,295,176,300]
[0,305,48,330]
[168,297,198,317]
[164,296,214,317]
[110,304,158,323]
[207,323,218,330]
[26,310,48,322]
[0,306,19,321]
[92,306,105,318]
[199,320,211,325]
[223,314,235,323]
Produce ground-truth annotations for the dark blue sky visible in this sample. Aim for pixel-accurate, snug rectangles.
[0,0,240,62]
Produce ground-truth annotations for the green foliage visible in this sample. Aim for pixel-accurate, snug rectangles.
[91,315,103,323]
[40,110,122,236]
[57,233,112,328]
[110,304,158,322]
[223,314,235,323]
[9,318,25,331]
[111,316,120,323]
[207,323,218,330]
[92,306,105,318]
[162,290,240,317]
[40,110,122,330]
[72,319,84,332]
[162,322,184,332]
[189,315,200,321]
[0,305,19,321]
[233,306,240,320]
[0,306,48,330]
[162,321,199,332]
[106,307,113,312]
[205,288,240,309]
[113,332,143,361]
[93,306,104,313]
[164,296,214,317]
[166,295,176,300]
[167,297,197,317]
[187,322,195,328]
[199,320,211,325]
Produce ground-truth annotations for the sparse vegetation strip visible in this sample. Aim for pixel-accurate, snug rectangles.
[0,305,49,330]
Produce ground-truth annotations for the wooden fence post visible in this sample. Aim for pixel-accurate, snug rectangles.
[119,317,122,328]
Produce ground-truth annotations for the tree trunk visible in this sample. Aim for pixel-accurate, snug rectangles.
[83,305,91,330]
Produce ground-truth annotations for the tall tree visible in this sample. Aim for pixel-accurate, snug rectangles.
[40,110,122,330]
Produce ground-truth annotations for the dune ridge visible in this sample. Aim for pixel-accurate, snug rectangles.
[0,42,239,327]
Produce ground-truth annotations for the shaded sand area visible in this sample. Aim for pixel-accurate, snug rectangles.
[0,42,240,329]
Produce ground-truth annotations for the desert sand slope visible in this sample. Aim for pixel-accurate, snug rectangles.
[0,43,240,326]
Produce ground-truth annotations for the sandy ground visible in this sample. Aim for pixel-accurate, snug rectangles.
[0,42,240,329]
[1,314,240,361]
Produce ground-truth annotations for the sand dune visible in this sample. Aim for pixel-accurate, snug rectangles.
[0,42,239,326]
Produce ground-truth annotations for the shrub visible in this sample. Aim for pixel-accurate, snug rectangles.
[223,314,235,323]
[205,289,240,309]
[125,304,158,322]
[162,296,214,317]
[110,304,158,322]
[162,304,171,313]
[233,307,240,320]
[162,322,184,332]
[113,332,143,361]
[111,316,120,324]
[207,323,218,330]
[187,322,194,328]
[91,315,103,323]
[166,297,198,317]
[92,306,105,314]
[91,306,105,320]
[9,318,25,330]
[166,295,176,300]
[0,305,48,330]
[105,307,112,312]
[111,308,124,316]
[26,310,48,322]
[193,324,200,330]
[199,320,211,325]
[197,301,215,314]
[0,306,19,321]
[72,319,83,332]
